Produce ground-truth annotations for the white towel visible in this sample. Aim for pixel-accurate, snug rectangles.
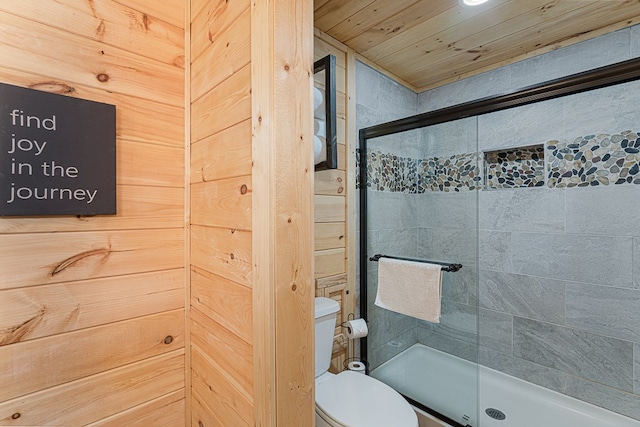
[314,135,326,165]
[314,87,326,120]
[314,118,326,138]
[374,258,443,323]
[313,86,323,111]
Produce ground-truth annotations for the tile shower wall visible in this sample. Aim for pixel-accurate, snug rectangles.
[359,26,640,420]
[356,61,421,369]
[412,25,640,421]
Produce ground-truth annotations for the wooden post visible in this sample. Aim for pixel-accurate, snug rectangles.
[252,0,315,425]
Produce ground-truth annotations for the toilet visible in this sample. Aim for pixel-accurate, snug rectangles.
[315,297,418,427]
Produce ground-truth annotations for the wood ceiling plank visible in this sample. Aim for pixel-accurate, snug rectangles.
[342,0,457,52]
[314,0,333,13]
[409,1,640,90]
[317,0,640,91]
[357,0,513,63]
[314,0,376,31]
[325,0,423,41]
[388,0,591,81]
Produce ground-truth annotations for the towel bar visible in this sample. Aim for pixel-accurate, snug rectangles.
[369,254,462,272]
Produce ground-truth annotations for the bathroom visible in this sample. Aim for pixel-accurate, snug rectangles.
[353,20,640,427]
[2,1,640,426]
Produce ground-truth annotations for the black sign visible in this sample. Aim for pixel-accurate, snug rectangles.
[0,83,116,216]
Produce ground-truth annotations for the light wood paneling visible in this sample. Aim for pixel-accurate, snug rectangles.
[191,63,251,142]
[191,309,253,399]
[0,68,184,147]
[314,0,640,91]
[191,266,252,344]
[0,2,186,425]
[316,273,348,290]
[0,309,184,401]
[251,0,315,423]
[0,10,183,106]
[118,139,184,187]
[190,225,252,287]
[0,0,185,68]
[191,175,252,231]
[191,345,253,427]
[191,7,251,101]
[189,0,273,423]
[315,195,347,223]
[190,119,252,183]
[0,269,184,345]
[86,390,185,427]
[251,0,277,422]
[0,185,183,233]
[191,0,250,61]
[0,229,184,290]
[315,169,346,196]
[313,31,355,374]
[191,390,225,427]
[315,222,346,251]
[0,351,185,426]
[115,0,185,28]
[315,248,346,279]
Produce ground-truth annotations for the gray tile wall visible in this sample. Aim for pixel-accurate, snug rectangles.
[356,62,419,369]
[357,24,640,420]
[414,24,640,420]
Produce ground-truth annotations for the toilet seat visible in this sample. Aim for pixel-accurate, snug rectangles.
[316,371,418,427]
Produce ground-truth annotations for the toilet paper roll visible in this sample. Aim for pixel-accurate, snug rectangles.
[345,319,368,339]
[347,361,366,374]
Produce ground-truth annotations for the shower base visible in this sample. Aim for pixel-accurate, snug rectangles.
[370,343,639,427]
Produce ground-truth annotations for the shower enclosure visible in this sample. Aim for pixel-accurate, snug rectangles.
[358,57,640,426]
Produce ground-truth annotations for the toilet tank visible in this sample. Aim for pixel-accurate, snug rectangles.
[315,297,340,378]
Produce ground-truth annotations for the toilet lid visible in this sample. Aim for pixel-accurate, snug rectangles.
[316,371,417,427]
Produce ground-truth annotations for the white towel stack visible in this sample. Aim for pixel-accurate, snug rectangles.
[313,86,326,165]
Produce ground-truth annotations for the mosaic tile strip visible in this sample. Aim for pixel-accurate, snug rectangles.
[418,153,482,193]
[484,145,545,190]
[547,131,640,188]
[362,150,417,193]
[357,130,640,194]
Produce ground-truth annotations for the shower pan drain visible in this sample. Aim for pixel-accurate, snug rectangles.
[485,408,506,421]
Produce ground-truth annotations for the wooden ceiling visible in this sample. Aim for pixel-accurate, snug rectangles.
[314,0,640,92]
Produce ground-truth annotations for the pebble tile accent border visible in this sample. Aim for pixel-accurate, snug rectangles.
[547,131,640,188]
[485,145,545,190]
[357,130,640,193]
[362,151,417,192]
[418,153,482,192]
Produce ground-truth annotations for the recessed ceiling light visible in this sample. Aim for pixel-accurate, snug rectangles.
[459,0,490,6]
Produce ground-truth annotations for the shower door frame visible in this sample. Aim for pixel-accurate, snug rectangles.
[358,56,640,424]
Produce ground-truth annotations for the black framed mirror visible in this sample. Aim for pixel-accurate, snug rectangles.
[313,54,337,170]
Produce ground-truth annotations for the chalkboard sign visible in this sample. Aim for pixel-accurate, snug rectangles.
[0,83,116,216]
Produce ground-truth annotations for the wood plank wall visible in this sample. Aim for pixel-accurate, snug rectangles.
[314,29,357,374]
[253,0,314,423]
[191,0,314,424]
[190,0,253,425]
[0,1,187,426]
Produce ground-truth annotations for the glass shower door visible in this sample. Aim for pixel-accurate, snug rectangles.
[361,117,480,426]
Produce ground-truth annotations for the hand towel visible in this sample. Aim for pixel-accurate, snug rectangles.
[314,87,326,120]
[374,257,443,323]
[314,135,326,165]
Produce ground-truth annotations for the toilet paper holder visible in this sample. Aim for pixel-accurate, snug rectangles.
[341,313,368,339]
[340,313,367,328]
